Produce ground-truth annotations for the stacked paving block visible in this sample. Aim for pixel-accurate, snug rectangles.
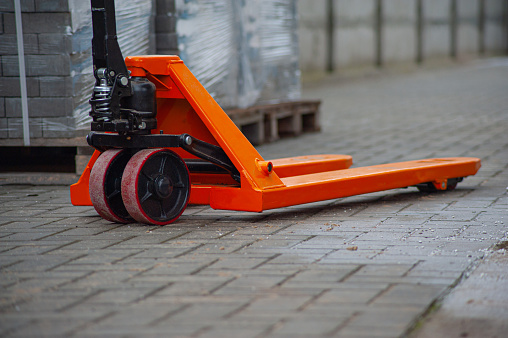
[0,0,153,142]
[0,0,75,140]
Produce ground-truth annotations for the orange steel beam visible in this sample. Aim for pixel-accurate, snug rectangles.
[208,157,480,212]
[71,55,481,215]
[271,154,352,178]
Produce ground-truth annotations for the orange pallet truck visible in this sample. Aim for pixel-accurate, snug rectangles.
[71,0,480,225]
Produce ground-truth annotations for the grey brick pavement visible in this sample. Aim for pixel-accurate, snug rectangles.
[1,58,507,337]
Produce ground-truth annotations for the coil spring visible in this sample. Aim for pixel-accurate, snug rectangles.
[91,78,112,121]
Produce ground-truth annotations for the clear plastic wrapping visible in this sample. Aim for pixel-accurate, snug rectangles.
[176,0,239,108]
[71,0,153,131]
[176,0,301,109]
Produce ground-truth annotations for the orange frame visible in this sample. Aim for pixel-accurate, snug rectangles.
[71,56,481,212]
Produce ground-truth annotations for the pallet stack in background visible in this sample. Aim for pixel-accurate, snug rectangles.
[0,0,311,160]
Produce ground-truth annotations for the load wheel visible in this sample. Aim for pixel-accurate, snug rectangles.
[89,149,133,223]
[416,177,463,193]
[121,148,191,225]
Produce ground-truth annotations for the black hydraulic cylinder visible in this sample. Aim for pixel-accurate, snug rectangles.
[123,77,157,119]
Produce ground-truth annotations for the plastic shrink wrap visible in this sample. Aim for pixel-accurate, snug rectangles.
[176,0,301,109]
[72,0,153,132]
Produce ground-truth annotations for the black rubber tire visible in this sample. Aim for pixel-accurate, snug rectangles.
[89,149,134,223]
[416,178,461,193]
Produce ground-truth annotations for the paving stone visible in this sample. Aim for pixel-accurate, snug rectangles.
[191,240,255,254]
[380,245,441,257]
[338,321,411,337]
[0,208,52,217]
[73,305,181,335]
[371,284,448,306]
[283,265,359,286]
[151,275,234,297]
[192,321,272,338]
[213,274,290,295]
[139,258,219,276]
[271,316,345,336]
[320,247,386,262]
[57,270,143,293]
[205,256,274,271]
[298,302,366,322]
[5,316,93,337]
[239,294,313,316]
[315,287,383,305]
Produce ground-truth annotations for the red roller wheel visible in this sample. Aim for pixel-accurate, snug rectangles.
[89,149,134,223]
[121,148,190,225]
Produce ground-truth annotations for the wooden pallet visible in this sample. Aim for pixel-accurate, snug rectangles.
[227,100,321,145]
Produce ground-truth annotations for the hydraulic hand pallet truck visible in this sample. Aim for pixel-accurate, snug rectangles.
[70,0,481,225]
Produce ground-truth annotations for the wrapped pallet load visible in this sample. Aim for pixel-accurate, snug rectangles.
[1,0,316,153]
[0,0,153,140]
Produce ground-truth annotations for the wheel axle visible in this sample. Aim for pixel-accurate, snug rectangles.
[154,175,172,199]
